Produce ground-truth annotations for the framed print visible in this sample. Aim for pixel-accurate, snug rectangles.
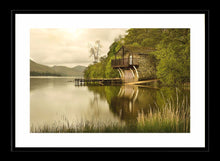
[10,10,209,152]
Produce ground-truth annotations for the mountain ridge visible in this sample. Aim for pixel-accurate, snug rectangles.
[30,60,86,76]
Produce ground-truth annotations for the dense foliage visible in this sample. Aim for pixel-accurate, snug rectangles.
[84,40,121,78]
[84,28,190,86]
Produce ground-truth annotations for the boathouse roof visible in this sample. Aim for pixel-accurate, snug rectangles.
[115,45,156,56]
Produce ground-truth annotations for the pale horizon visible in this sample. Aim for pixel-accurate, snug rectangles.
[30,28,128,68]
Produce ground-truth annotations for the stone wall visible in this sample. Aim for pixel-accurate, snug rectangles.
[137,54,157,80]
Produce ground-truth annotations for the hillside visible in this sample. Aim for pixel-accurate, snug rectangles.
[51,65,86,76]
[30,60,86,76]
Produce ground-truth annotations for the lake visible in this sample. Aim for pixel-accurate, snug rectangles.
[30,77,190,133]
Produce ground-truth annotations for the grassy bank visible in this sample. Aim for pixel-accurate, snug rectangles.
[31,121,127,133]
[137,94,190,132]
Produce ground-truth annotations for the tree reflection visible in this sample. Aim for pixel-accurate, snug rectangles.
[89,93,100,117]
[87,85,190,126]
[87,85,158,125]
[110,85,158,124]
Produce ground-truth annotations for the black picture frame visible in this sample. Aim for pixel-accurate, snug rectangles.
[9,9,210,152]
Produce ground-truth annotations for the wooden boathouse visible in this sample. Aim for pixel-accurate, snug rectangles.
[75,45,158,86]
[111,45,157,83]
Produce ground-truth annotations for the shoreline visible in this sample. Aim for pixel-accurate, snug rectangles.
[30,76,82,78]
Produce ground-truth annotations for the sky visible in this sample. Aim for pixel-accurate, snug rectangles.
[30,28,128,67]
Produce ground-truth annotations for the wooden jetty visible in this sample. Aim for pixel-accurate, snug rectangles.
[74,78,122,86]
[75,78,159,86]
[125,79,160,85]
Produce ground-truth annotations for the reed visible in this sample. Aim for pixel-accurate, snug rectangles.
[31,121,127,133]
[137,88,190,132]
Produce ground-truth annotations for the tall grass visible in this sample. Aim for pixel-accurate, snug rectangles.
[137,88,190,132]
[31,120,127,133]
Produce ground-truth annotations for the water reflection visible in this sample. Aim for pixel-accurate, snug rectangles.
[30,77,73,91]
[30,78,122,128]
[110,86,159,124]
[87,85,190,125]
[30,78,190,131]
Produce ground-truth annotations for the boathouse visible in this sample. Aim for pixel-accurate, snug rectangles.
[111,45,157,83]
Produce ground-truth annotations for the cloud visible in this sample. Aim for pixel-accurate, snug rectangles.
[30,28,128,67]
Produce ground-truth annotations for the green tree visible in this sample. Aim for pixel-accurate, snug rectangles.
[123,28,190,86]
[153,29,190,85]
[84,28,190,86]
[84,38,121,79]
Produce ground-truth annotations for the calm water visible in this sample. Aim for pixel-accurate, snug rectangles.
[30,77,190,132]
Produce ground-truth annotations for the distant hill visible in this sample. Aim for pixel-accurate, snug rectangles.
[51,65,86,76]
[72,65,87,73]
[30,60,86,76]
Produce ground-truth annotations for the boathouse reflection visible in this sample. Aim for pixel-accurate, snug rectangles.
[109,85,158,124]
[87,85,159,124]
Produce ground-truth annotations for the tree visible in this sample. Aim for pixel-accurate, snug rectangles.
[84,39,121,79]
[89,40,102,63]
[123,28,190,86]
[84,28,190,86]
[153,29,190,85]
[124,28,162,48]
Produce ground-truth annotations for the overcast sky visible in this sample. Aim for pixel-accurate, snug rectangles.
[30,28,128,67]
